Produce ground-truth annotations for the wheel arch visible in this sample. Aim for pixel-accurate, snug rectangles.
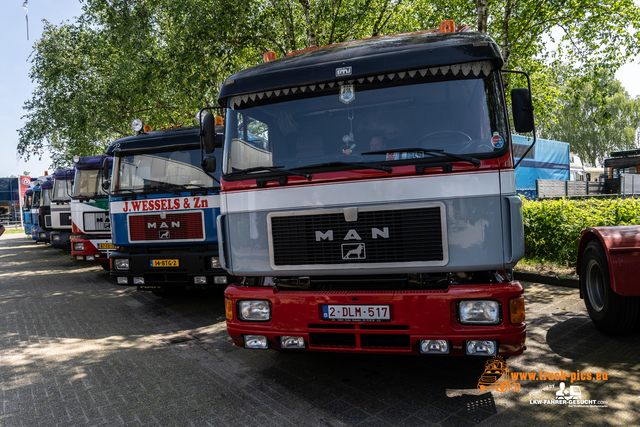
[578,226,640,297]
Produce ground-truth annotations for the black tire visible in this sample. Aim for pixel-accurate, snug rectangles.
[581,241,640,334]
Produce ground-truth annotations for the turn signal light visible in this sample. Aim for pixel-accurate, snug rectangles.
[225,298,233,321]
[509,296,525,324]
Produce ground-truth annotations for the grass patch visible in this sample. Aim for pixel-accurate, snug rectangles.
[514,257,577,279]
[2,228,25,234]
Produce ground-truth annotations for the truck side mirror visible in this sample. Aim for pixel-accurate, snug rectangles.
[102,180,111,192]
[202,156,217,173]
[202,114,223,154]
[511,88,535,133]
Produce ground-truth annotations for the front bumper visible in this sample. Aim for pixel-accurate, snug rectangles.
[35,228,51,244]
[110,249,234,289]
[50,231,78,250]
[225,281,526,356]
[71,237,113,264]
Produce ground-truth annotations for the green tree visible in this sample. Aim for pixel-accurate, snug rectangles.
[543,70,640,165]
[17,0,640,166]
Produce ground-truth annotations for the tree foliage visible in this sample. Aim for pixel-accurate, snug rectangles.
[18,0,640,168]
[540,69,640,165]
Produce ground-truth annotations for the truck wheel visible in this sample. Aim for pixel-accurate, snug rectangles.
[581,241,640,334]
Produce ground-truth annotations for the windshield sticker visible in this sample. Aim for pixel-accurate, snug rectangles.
[492,132,504,149]
[339,84,356,104]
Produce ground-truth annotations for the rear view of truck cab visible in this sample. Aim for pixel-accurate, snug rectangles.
[215,23,533,355]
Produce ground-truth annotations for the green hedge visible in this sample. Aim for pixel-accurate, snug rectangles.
[522,197,640,265]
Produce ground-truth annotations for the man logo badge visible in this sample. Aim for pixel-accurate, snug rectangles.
[159,230,170,239]
[335,66,352,77]
[342,243,366,260]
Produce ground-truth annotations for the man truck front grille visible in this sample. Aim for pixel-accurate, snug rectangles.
[270,205,445,267]
[84,212,111,232]
[128,212,204,242]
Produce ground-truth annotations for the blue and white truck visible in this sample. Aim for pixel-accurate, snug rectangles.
[106,122,233,296]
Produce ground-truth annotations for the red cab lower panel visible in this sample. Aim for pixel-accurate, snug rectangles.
[225,281,526,355]
[71,237,114,265]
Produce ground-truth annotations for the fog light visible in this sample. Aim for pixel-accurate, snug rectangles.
[419,339,450,354]
[76,255,84,260]
[214,276,227,284]
[466,340,497,356]
[194,276,207,285]
[244,335,268,349]
[117,277,129,285]
[238,300,271,321]
[114,259,130,271]
[52,235,60,241]
[86,255,95,261]
[211,257,221,268]
[280,336,305,349]
[133,277,145,285]
[458,300,501,325]
[73,242,84,251]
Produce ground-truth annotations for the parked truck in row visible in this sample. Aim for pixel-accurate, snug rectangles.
[106,124,233,296]
[49,169,75,250]
[208,22,534,355]
[70,155,114,270]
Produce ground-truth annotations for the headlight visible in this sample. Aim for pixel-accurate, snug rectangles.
[114,259,130,271]
[73,242,84,251]
[237,300,271,321]
[52,235,60,241]
[458,300,501,325]
[211,257,221,268]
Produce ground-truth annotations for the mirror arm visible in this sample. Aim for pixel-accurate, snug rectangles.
[501,68,537,169]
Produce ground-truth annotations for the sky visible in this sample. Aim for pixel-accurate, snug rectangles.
[1,1,639,178]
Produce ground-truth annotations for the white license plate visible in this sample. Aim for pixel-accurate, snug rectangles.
[322,305,390,321]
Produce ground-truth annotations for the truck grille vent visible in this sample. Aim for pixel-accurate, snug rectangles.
[84,212,111,232]
[129,212,204,242]
[270,207,444,266]
[60,213,72,226]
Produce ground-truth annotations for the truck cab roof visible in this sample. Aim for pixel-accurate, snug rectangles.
[218,32,502,105]
[106,126,202,155]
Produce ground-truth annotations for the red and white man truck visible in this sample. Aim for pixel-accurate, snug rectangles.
[205,22,535,355]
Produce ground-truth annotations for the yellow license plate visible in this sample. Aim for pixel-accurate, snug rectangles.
[151,259,179,267]
[98,243,117,249]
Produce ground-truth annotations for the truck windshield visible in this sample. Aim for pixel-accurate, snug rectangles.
[73,169,108,199]
[42,189,52,206]
[24,195,31,209]
[223,69,508,175]
[113,148,215,193]
[33,191,41,207]
[52,179,72,202]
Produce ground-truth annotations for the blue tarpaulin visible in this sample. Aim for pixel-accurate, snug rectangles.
[513,135,570,198]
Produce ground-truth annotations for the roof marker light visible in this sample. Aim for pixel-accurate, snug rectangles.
[263,51,277,62]
[215,116,224,126]
[143,125,152,132]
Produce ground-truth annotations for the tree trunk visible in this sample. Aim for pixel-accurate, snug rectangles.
[476,0,488,34]
[502,0,512,65]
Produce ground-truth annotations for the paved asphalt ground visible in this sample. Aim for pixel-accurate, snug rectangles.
[1,232,639,426]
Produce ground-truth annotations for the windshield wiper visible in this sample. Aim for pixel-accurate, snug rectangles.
[225,166,311,180]
[296,161,392,173]
[362,147,480,166]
